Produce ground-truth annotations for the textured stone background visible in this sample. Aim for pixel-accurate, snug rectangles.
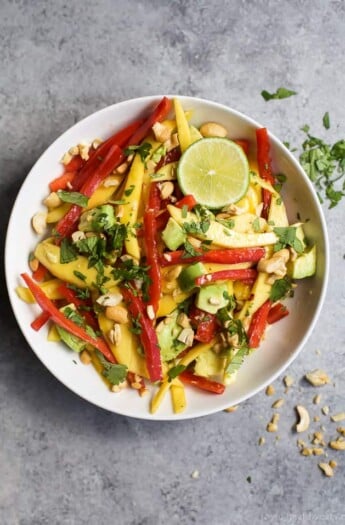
[1,1,345,524]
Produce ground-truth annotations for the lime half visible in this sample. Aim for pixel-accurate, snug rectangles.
[177,137,250,208]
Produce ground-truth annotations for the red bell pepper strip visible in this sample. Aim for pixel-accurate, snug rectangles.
[121,285,162,382]
[175,194,197,210]
[55,144,124,239]
[234,139,250,156]
[267,302,289,324]
[247,299,272,348]
[148,182,161,213]
[143,208,161,314]
[31,310,51,331]
[57,284,98,330]
[49,171,76,192]
[126,97,172,147]
[189,307,217,343]
[21,273,116,363]
[64,155,85,173]
[179,371,225,394]
[160,247,265,267]
[71,119,143,191]
[256,128,275,220]
[155,146,181,172]
[32,262,48,282]
[195,268,258,287]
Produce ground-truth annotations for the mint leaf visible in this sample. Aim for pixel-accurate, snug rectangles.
[273,226,304,254]
[57,190,89,207]
[261,87,297,101]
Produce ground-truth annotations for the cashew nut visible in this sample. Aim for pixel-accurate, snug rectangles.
[105,306,128,324]
[296,405,310,432]
[32,212,47,235]
[97,293,123,307]
[152,122,172,143]
[158,181,174,200]
[43,192,62,209]
[257,249,290,277]
[305,369,331,387]
[200,122,227,138]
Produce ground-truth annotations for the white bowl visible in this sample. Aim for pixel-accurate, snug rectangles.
[5,95,329,420]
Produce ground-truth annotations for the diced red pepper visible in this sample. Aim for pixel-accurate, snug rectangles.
[71,119,143,191]
[160,247,265,267]
[127,97,172,147]
[195,268,257,287]
[175,194,197,210]
[155,210,169,231]
[247,299,272,348]
[21,273,116,363]
[179,371,225,394]
[155,146,181,172]
[55,144,124,239]
[267,302,289,324]
[32,262,48,282]
[31,310,51,331]
[234,139,250,156]
[121,285,162,382]
[143,208,161,314]
[57,284,98,330]
[256,128,275,220]
[49,171,76,192]
[189,306,217,343]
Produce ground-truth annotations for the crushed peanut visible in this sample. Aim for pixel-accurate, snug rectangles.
[322,406,330,415]
[258,437,266,446]
[295,405,310,433]
[272,398,284,409]
[283,375,294,388]
[329,438,345,451]
[313,394,322,405]
[224,405,238,413]
[331,412,345,422]
[336,427,345,436]
[265,384,275,396]
[305,369,331,387]
[318,462,334,477]
[329,460,338,468]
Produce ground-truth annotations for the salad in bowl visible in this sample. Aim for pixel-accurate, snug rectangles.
[8,96,326,419]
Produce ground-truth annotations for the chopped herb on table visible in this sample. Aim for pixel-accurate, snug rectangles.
[261,87,297,101]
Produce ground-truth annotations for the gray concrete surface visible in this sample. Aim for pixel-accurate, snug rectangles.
[1,1,345,524]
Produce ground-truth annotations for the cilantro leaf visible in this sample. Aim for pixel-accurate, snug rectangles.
[270,277,293,302]
[57,190,89,207]
[261,87,297,101]
[167,364,186,382]
[73,270,86,281]
[95,351,128,385]
[225,346,249,376]
[273,226,304,254]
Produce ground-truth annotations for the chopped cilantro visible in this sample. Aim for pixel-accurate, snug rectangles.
[270,277,293,302]
[273,226,304,254]
[124,142,152,165]
[225,346,249,375]
[151,144,166,164]
[181,205,188,219]
[129,315,142,335]
[67,284,90,300]
[252,217,261,233]
[323,112,330,130]
[167,364,186,382]
[60,238,78,264]
[73,270,86,281]
[261,87,297,101]
[57,190,89,207]
[95,351,128,385]
[182,239,199,258]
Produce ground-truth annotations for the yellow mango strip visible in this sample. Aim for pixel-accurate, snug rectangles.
[161,110,193,133]
[47,324,61,342]
[233,280,252,302]
[179,340,216,368]
[90,350,111,388]
[16,278,64,303]
[150,379,172,414]
[174,98,191,152]
[167,205,278,248]
[138,138,160,219]
[268,192,289,227]
[157,292,189,317]
[151,162,177,181]
[87,174,123,209]
[120,153,145,260]
[251,172,278,195]
[98,313,149,378]
[46,203,71,224]
[237,272,271,322]
[171,378,186,414]
[34,241,117,289]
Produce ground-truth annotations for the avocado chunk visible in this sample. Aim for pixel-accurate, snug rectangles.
[194,348,225,378]
[162,217,187,250]
[156,309,186,362]
[79,204,115,232]
[287,244,316,279]
[55,304,88,353]
[196,283,229,314]
[178,262,206,292]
